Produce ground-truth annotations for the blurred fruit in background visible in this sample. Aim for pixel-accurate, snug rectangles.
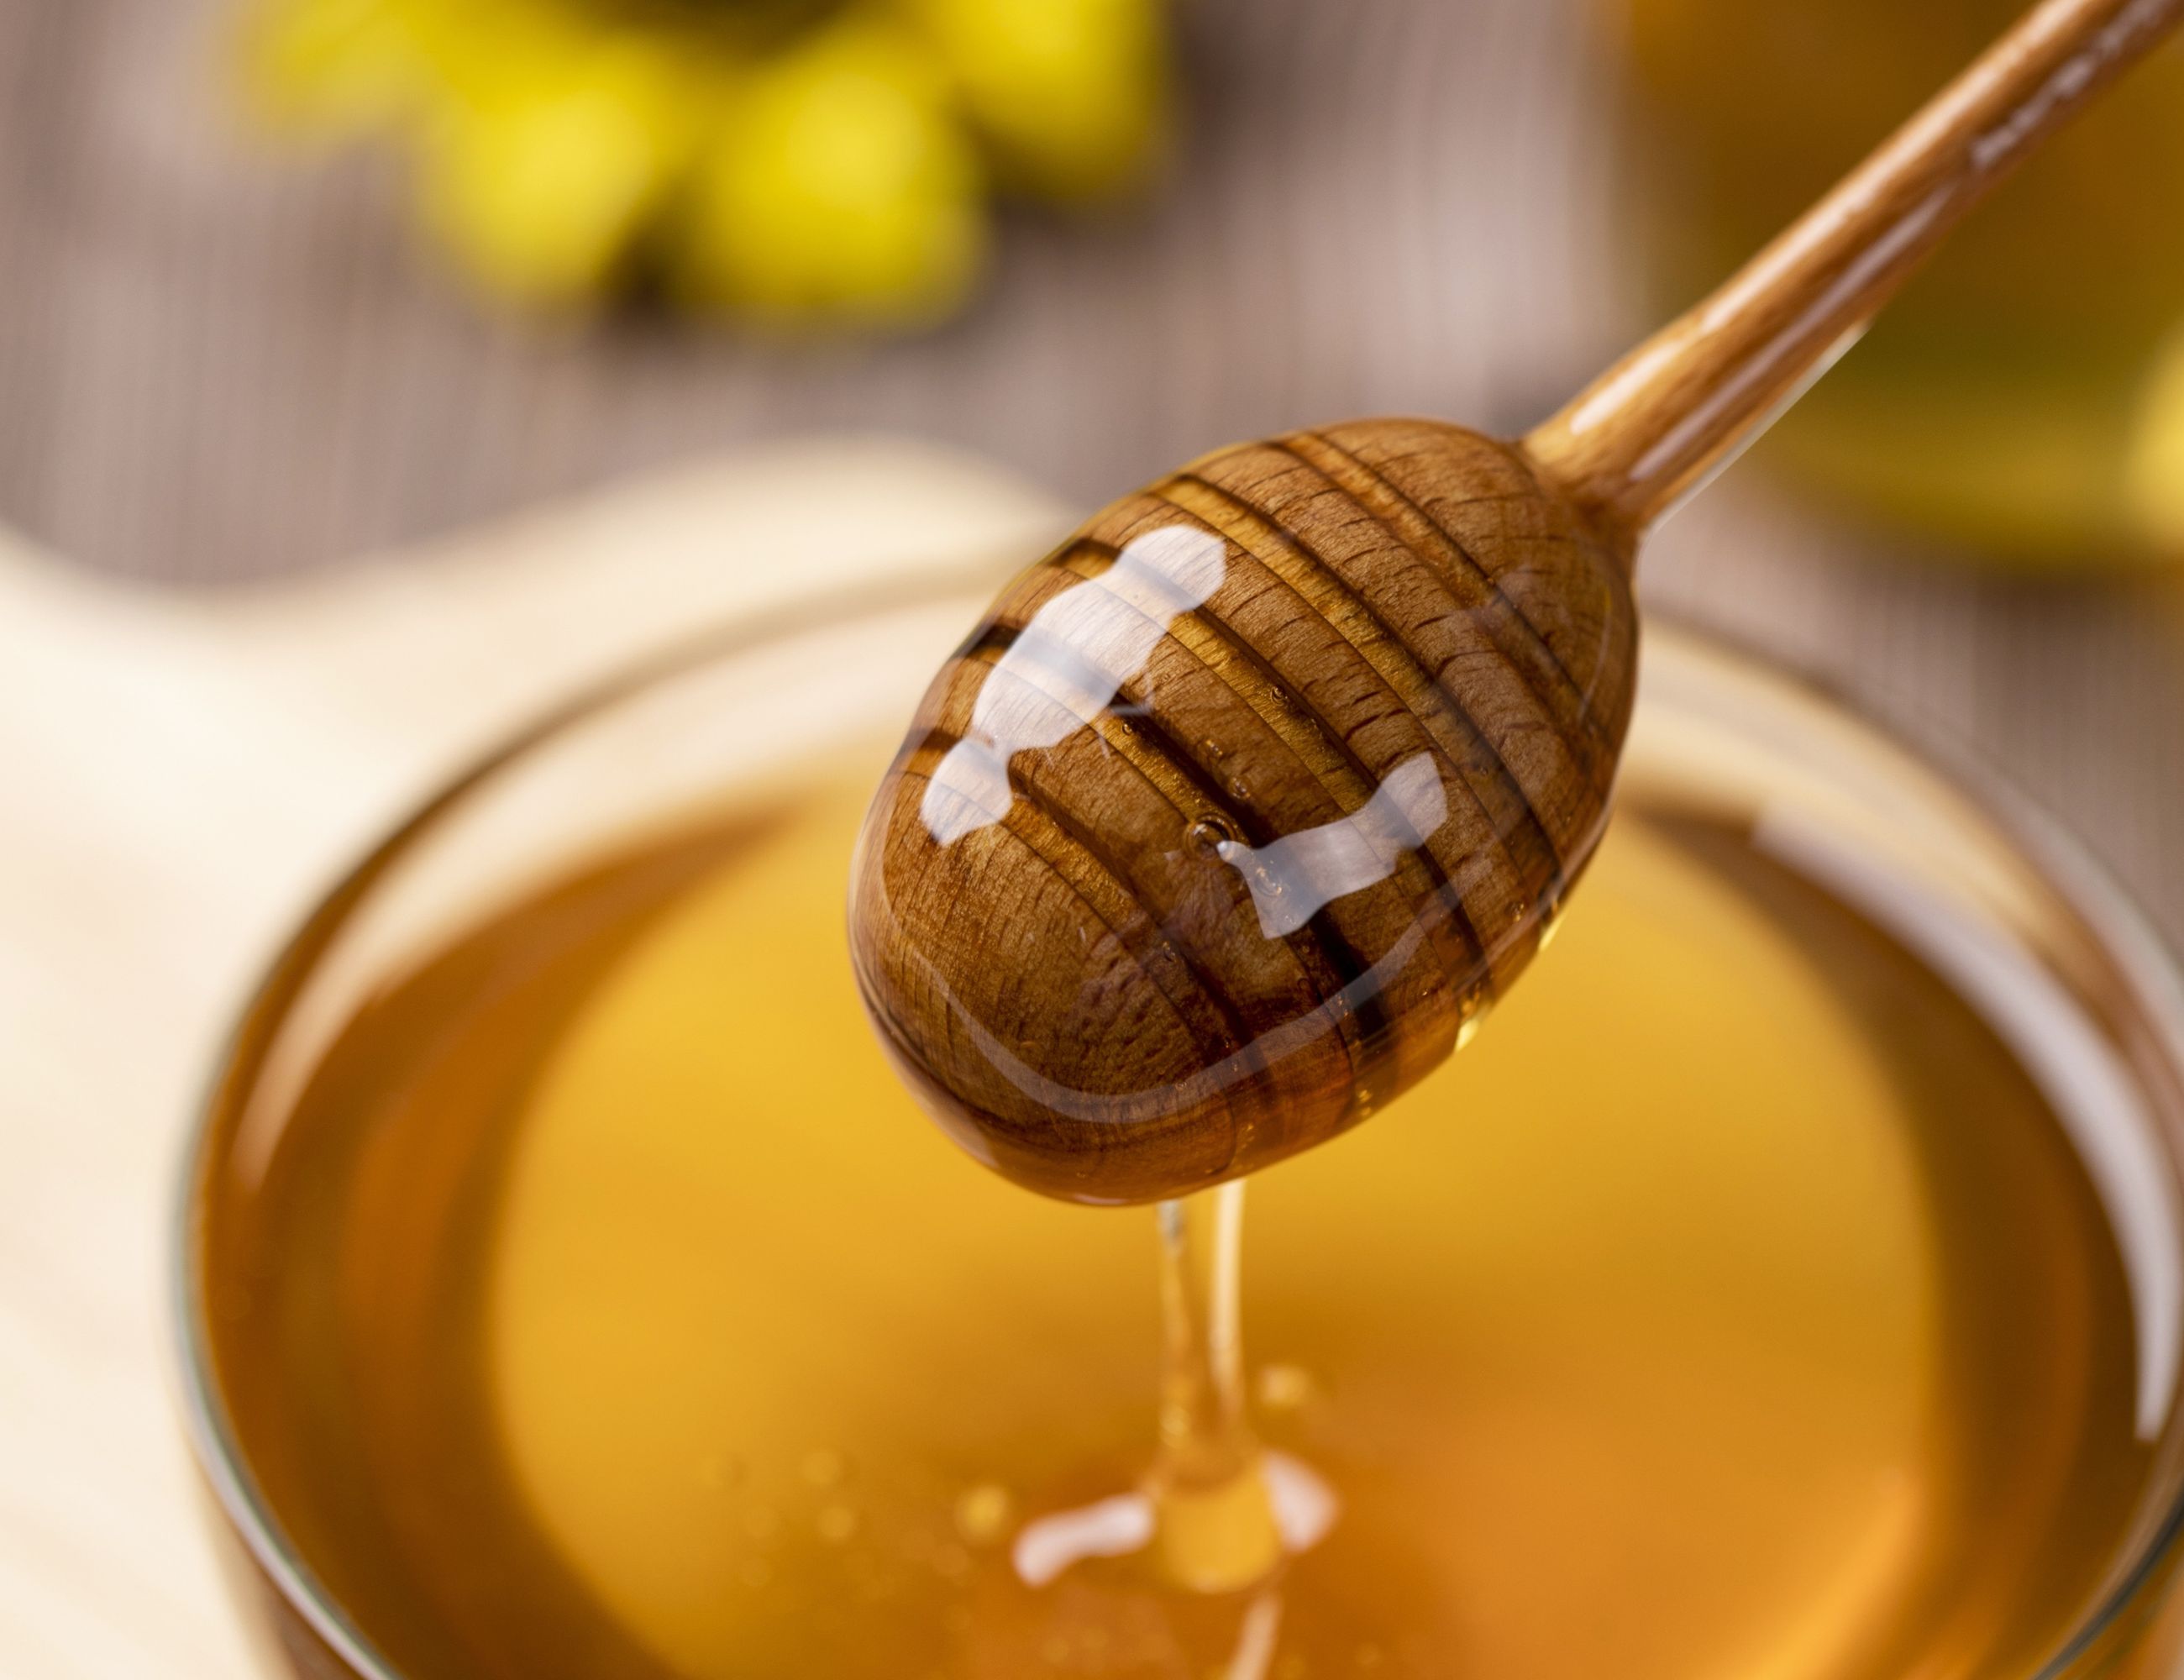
[237,0,1171,331]
[1620,0,2184,568]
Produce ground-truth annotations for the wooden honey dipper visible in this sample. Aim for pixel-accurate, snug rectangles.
[849,0,2184,1205]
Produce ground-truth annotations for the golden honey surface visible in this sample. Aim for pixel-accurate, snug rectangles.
[202,778,2152,1680]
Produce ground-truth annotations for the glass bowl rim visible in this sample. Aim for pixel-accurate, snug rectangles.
[169,572,2184,1680]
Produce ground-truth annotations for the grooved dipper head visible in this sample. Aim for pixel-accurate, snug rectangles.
[850,419,1637,1205]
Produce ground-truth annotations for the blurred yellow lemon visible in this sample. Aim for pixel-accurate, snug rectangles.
[239,0,425,139]
[911,0,1168,200]
[675,18,984,327]
[420,27,698,303]
[237,0,1173,328]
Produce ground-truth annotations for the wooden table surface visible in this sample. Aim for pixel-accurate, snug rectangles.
[3,2,2184,1672]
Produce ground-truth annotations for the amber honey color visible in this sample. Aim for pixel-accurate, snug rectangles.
[200,774,2160,1680]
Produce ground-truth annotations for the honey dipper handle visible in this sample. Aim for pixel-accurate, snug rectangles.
[1525,0,2184,538]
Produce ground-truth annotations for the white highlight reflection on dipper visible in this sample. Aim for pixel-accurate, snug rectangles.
[1217,753,1448,937]
[922,525,1228,845]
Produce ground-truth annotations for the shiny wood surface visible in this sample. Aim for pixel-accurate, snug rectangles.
[1529,0,2184,533]
[853,421,1635,1201]
[6,0,2184,1665]
[852,0,2182,1205]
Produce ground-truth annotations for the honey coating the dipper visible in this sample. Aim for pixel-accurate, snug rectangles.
[848,420,1637,1205]
[183,5,2184,1676]
[852,0,2184,1201]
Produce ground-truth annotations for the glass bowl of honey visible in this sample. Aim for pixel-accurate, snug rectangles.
[178,570,2184,1680]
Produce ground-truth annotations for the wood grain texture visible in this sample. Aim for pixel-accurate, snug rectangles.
[1527,0,2184,535]
[850,420,1635,1204]
[8,3,2184,1667]
[3,0,2176,1001]
[848,0,2184,1207]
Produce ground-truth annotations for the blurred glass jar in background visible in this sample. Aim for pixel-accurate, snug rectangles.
[1620,0,2184,568]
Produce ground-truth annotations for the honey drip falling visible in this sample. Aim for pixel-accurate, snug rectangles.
[1149,1184,1284,1594]
[1006,1181,1335,1604]
[193,771,2169,1678]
